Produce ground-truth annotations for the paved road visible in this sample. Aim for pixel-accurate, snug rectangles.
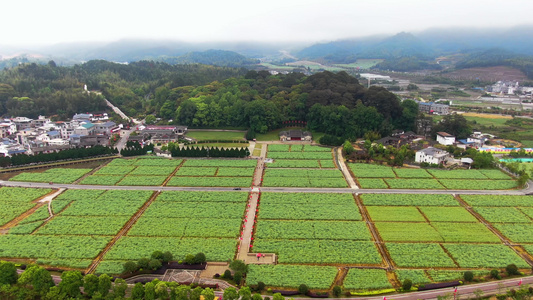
[115,128,135,152]
[1,180,532,195]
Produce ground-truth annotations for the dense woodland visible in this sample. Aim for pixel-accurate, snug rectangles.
[0,61,417,140]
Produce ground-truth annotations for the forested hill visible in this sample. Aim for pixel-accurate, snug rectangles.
[0,60,247,119]
[0,61,417,140]
[158,50,260,68]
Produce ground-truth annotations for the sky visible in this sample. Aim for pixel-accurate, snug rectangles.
[2,0,533,46]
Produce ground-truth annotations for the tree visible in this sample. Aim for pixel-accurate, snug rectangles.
[155,282,169,300]
[145,115,156,125]
[273,292,285,300]
[190,286,203,300]
[407,83,419,91]
[162,251,174,263]
[432,113,471,139]
[472,151,495,169]
[252,293,264,300]
[138,257,150,270]
[97,274,112,297]
[239,286,252,300]
[113,278,128,298]
[464,271,474,282]
[229,260,248,273]
[149,258,162,270]
[0,261,18,285]
[223,269,232,279]
[233,271,242,285]
[201,288,215,300]
[194,252,206,264]
[257,281,265,291]
[151,250,164,260]
[82,274,99,298]
[332,286,342,297]
[506,264,520,276]
[402,279,413,291]
[144,282,156,300]
[58,270,83,298]
[298,284,309,295]
[123,261,138,274]
[490,269,501,280]
[17,265,54,297]
[131,282,145,299]
[343,140,354,155]
[223,287,239,300]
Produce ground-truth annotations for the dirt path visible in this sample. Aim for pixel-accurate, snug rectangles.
[336,148,358,189]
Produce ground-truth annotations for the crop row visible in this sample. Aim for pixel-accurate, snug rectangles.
[127,217,242,238]
[258,203,361,220]
[175,167,255,177]
[260,193,354,204]
[367,206,476,222]
[182,159,257,167]
[264,168,343,178]
[268,152,332,160]
[253,239,382,264]
[166,176,251,187]
[255,220,372,240]
[262,177,347,188]
[247,264,337,289]
[156,191,248,202]
[102,236,236,262]
[375,221,500,243]
[461,195,533,207]
[267,159,335,168]
[107,157,182,166]
[0,188,52,226]
[10,168,92,184]
[143,201,244,219]
[360,194,459,206]
[34,215,130,236]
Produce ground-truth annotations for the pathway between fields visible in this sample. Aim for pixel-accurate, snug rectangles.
[337,147,358,189]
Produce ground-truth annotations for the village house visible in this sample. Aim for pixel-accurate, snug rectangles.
[279,130,312,141]
[436,132,455,145]
[415,147,450,165]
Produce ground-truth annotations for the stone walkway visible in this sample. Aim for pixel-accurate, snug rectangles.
[336,148,358,189]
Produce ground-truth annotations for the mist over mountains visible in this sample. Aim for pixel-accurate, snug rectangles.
[1,25,533,66]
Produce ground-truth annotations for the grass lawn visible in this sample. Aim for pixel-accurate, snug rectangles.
[186,131,245,141]
[255,128,325,143]
[190,143,249,148]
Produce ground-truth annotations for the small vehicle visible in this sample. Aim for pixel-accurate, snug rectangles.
[233,187,241,190]
[49,182,53,185]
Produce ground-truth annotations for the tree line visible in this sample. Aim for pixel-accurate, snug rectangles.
[0,145,117,167]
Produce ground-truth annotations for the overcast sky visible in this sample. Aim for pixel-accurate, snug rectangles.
[3,0,532,46]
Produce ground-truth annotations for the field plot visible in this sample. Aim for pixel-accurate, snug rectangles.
[265,146,346,187]
[168,159,256,187]
[96,191,247,270]
[0,187,52,226]
[361,194,459,206]
[10,168,92,183]
[1,189,153,270]
[443,244,529,268]
[247,264,338,289]
[81,157,183,186]
[253,239,382,264]
[461,195,533,207]
[386,243,456,268]
[396,269,432,284]
[349,163,517,190]
[343,269,393,290]
[253,192,380,265]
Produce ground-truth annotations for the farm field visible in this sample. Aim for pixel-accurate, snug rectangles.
[348,163,517,190]
[5,153,533,292]
[251,192,533,290]
[264,145,347,187]
[184,130,246,141]
[10,168,92,184]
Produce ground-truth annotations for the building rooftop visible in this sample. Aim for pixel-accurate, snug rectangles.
[437,132,454,137]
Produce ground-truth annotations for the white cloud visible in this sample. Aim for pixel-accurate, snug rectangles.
[2,0,532,46]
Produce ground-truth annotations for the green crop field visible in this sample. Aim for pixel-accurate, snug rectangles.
[247,264,338,289]
[10,168,92,183]
[344,269,393,290]
[185,130,246,141]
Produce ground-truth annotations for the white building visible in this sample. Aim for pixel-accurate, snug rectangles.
[415,147,450,165]
[436,132,455,145]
